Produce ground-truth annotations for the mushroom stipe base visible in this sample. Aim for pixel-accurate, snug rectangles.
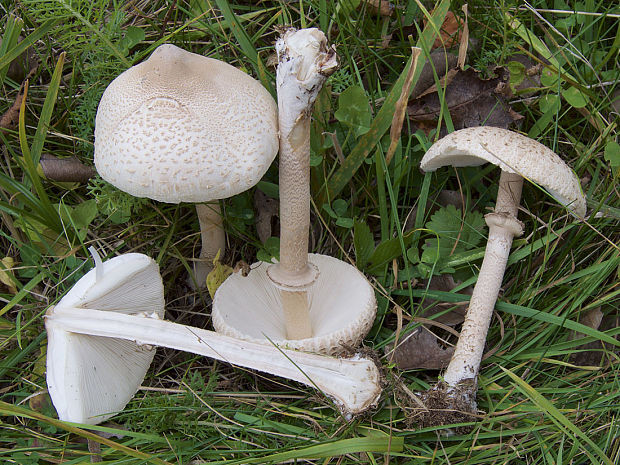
[212,254,377,356]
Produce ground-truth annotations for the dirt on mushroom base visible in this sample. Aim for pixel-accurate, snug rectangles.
[403,380,479,434]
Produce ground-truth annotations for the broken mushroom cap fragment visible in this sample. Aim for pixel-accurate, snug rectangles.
[420,126,586,217]
[94,44,279,284]
[213,253,377,355]
[45,251,164,425]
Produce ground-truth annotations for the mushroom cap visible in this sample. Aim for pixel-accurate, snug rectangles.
[420,127,586,217]
[212,254,377,356]
[94,44,278,203]
[45,253,164,425]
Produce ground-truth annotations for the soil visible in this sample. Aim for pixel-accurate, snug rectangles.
[404,380,479,434]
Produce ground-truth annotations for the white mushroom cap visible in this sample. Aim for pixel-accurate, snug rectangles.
[212,254,377,355]
[420,127,586,217]
[45,253,164,425]
[94,44,278,203]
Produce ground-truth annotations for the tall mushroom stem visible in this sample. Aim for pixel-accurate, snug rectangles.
[442,171,524,405]
[193,201,226,288]
[46,306,381,415]
[267,28,338,340]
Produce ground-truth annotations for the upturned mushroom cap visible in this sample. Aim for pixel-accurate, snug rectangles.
[45,253,164,425]
[212,254,377,355]
[420,127,586,217]
[94,44,278,203]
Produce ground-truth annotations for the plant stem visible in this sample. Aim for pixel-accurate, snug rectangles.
[46,306,381,414]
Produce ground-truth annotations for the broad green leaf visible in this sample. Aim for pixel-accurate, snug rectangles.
[422,205,486,264]
[354,220,374,269]
[507,60,526,91]
[334,85,372,135]
[257,236,280,263]
[118,26,145,56]
[562,86,589,108]
[603,140,620,172]
[367,231,415,273]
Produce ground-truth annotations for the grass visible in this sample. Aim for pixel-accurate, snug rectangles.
[0,0,619,463]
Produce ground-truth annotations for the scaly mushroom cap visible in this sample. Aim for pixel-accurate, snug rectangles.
[94,44,278,203]
[420,127,586,217]
[212,254,377,355]
[45,254,164,425]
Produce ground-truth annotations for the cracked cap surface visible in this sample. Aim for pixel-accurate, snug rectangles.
[94,44,278,203]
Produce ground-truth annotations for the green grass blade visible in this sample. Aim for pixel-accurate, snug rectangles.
[322,0,450,202]
[30,52,66,166]
[0,401,174,465]
[0,15,23,84]
[210,436,404,464]
[501,368,614,465]
[213,0,274,95]
[0,19,56,74]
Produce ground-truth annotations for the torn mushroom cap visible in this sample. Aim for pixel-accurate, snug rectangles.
[45,253,164,425]
[420,127,586,218]
[94,44,278,203]
[212,254,377,355]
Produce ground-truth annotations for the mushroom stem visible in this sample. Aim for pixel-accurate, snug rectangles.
[442,171,524,390]
[193,201,226,288]
[46,306,381,414]
[269,28,338,340]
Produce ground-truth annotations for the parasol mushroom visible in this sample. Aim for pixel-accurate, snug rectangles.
[212,28,377,353]
[418,126,586,419]
[94,44,278,287]
[45,250,381,425]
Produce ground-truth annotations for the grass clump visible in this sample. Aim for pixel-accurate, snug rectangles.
[0,0,618,464]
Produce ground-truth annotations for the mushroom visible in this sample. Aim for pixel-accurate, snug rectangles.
[94,44,278,287]
[45,249,164,424]
[45,250,381,424]
[212,28,377,352]
[418,126,586,417]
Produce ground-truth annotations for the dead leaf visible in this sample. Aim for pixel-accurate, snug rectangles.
[386,47,422,165]
[407,67,523,136]
[0,257,18,294]
[419,274,471,326]
[386,326,454,370]
[361,0,395,17]
[205,250,233,299]
[432,11,463,49]
[40,153,96,182]
[569,308,619,367]
[0,89,24,132]
[254,189,279,244]
[457,4,469,69]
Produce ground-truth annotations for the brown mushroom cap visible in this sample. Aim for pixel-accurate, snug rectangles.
[420,127,586,217]
[94,44,278,203]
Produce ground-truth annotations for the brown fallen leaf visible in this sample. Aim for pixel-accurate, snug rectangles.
[407,67,523,136]
[361,0,395,17]
[254,189,279,244]
[418,274,472,326]
[386,325,454,370]
[40,153,96,182]
[0,89,24,132]
[411,49,459,99]
[432,11,463,50]
[569,307,619,367]
[386,47,422,165]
